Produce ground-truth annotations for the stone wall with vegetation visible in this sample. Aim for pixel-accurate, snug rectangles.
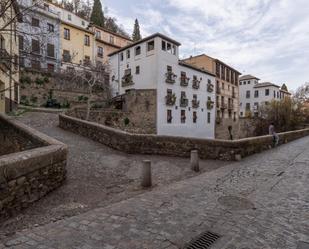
[59,114,309,161]
[0,114,67,221]
[19,70,107,109]
[67,89,157,134]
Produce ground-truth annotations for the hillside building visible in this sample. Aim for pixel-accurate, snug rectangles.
[0,0,22,113]
[239,74,292,117]
[182,54,241,140]
[109,33,216,139]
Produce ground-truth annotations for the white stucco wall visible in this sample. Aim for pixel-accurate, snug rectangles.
[239,79,281,116]
[109,35,216,139]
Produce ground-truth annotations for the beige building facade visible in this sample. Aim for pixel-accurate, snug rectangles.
[0,0,21,113]
[183,54,241,139]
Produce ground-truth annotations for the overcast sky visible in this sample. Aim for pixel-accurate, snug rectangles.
[104,0,309,91]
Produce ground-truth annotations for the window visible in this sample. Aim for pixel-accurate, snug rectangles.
[110,36,114,44]
[167,65,172,73]
[31,18,39,27]
[172,45,176,55]
[120,52,124,61]
[43,3,49,10]
[135,46,141,56]
[239,81,242,85]
[95,31,101,39]
[47,23,54,32]
[84,55,91,66]
[273,90,276,98]
[126,49,130,59]
[240,112,243,117]
[246,90,250,98]
[47,63,55,72]
[0,35,5,50]
[228,110,232,118]
[62,50,71,62]
[82,20,85,26]
[162,40,166,51]
[254,90,259,98]
[193,111,197,123]
[221,65,225,80]
[47,43,55,58]
[64,28,70,40]
[167,110,172,123]
[31,39,40,54]
[181,110,186,123]
[31,60,40,70]
[68,14,71,20]
[97,46,103,57]
[277,92,279,98]
[265,89,269,96]
[243,81,246,85]
[18,35,23,50]
[14,55,18,70]
[19,57,25,67]
[147,40,155,51]
[222,82,224,90]
[167,43,171,53]
[84,35,90,46]
[135,66,140,74]
[245,103,250,111]
[247,80,250,84]
[14,83,18,101]
[207,112,211,123]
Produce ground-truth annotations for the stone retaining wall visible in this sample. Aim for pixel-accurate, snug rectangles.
[0,114,67,221]
[59,114,309,161]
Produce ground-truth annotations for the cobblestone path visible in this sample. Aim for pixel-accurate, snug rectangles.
[0,112,227,239]
[1,118,308,248]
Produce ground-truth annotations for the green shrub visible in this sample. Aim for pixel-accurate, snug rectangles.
[35,77,44,85]
[43,76,49,83]
[124,117,130,126]
[77,95,84,101]
[30,95,38,103]
[61,100,70,108]
[83,96,88,101]
[20,75,31,85]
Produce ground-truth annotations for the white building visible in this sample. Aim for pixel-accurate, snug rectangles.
[239,74,291,117]
[109,33,216,139]
[18,0,61,71]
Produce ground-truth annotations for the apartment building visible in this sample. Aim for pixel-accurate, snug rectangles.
[90,25,132,64]
[182,54,241,139]
[0,0,22,113]
[239,74,291,117]
[17,0,61,71]
[109,33,216,139]
[49,3,132,68]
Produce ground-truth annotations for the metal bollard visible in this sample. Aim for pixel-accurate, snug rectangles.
[141,160,152,187]
[190,150,199,172]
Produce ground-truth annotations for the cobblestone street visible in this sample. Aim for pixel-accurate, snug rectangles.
[0,112,228,238]
[1,112,308,248]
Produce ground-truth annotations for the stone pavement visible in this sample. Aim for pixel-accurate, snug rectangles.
[1,136,309,249]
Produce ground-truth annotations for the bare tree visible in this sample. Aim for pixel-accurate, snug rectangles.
[59,62,110,119]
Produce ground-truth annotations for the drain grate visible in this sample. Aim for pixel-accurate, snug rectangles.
[184,231,221,249]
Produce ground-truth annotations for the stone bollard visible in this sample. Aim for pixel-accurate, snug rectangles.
[190,150,199,172]
[235,154,242,161]
[141,160,152,188]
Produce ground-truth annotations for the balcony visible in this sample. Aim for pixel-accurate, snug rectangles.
[216,102,220,109]
[192,99,200,108]
[220,103,227,109]
[180,97,188,107]
[122,74,134,87]
[192,79,200,89]
[180,76,190,87]
[165,93,176,106]
[207,83,214,93]
[216,87,221,94]
[207,99,214,110]
[165,71,177,84]
[228,103,233,110]
[232,92,236,98]
[0,49,11,70]
[62,54,71,63]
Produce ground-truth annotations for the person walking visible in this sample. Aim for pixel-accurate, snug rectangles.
[269,123,279,147]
